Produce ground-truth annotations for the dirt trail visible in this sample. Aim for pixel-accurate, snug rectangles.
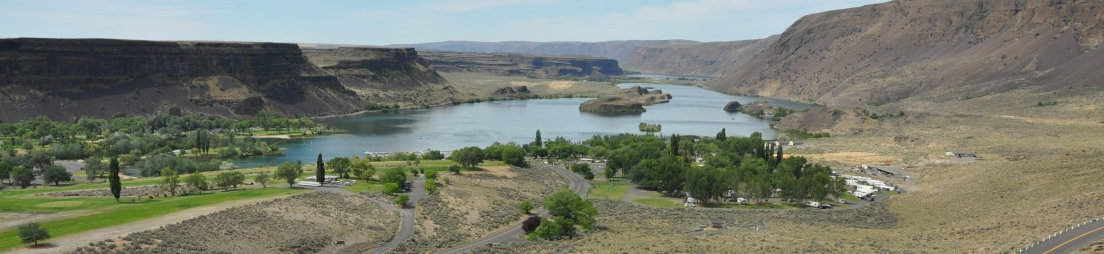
[10,195,290,254]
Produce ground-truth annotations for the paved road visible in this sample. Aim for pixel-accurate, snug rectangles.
[1024,219,1104,254]
[302,179,425,254]
[364,179,426,254]
[436,162,590,254]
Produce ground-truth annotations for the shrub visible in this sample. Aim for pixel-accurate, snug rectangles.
[521,215,541,234]
[18,222,50,246]
[425,180,437,194]
[518,200,534,214]
[448,165,461,174]
[395,194,410,207]
[383,183,399,195]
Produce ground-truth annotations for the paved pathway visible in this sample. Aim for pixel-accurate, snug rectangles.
[363,179,425,254]
[1023,218,1104,254]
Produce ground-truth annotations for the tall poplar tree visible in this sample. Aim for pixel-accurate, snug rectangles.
[316,153,325,186]
[109,157,122,202]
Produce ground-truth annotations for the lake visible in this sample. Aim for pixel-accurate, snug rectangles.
[232,84,817,168]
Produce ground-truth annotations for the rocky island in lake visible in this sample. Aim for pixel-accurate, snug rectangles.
[578,86,671,113]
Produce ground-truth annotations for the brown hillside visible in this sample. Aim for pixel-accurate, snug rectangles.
[622,36,778,77]
[709,0,1104,108]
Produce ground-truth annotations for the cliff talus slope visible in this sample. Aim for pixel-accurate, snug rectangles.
[710,0,1104,108]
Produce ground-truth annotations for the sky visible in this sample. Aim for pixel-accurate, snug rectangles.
[0,0,886,45]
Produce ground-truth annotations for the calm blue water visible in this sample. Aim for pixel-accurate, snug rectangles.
[232,84,816,168]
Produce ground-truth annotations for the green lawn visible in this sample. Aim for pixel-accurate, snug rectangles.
[0,187,302,252]
[343,180,385,193]
[588,182,632,200]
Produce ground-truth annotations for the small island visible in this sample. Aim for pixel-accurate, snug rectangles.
[579,86,672,113]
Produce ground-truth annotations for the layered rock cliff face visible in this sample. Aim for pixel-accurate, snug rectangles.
[417,51,623,77]
[709,0,1104,107]
[303,47,453,106]
[0,39,452,122]
[621,36,778,77]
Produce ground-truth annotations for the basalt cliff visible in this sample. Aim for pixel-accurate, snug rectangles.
[0,38,451,122]
[418,51,623,78]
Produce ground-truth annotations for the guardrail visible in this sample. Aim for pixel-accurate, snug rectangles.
[1018,216,1104,253]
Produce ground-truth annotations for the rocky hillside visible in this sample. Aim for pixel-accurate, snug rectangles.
[709,0,1104,108]
[303,47,454,106]
[579,86,671,113]
[393,40,697,61]
[0,38,451,122]
[418,51,623,78]
[621,36,778,77]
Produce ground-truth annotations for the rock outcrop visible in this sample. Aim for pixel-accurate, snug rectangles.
[418,51,624,77]
[709,0,1104,107]
[0,39,453,122]
[492,86,530,95]
[739,100,775,118]
[722,101,742,112]
[579,86,671,113]
[303,47,454,106]
[621,36,778,77]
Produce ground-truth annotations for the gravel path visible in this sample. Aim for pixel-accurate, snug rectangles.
[10,194,290,254]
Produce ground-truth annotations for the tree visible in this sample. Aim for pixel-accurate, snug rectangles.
[422,150,444,160]
[518,200,534,214]
[425,180,437,194]
[534,129,543,148]
[327,157,352,179]
[543,189,597,230]
[448,165,461,174]
[350,157,375,180]
[109,157,122,202]
[18,222,49,246]
[501,146,527,167]
[185,172,208,193]
[528,216,576,240]
[582,170,594,180]
[276,162,299,188]
[255,171,270,188]
[316,153,325,186]
[216,171,245,190]
[669,134,680,157]
[83,157,105,182]
[450,146,484,169]
[716,128,727,141]
[160,167,179,196]
[383,183,399,195]
[12,166,34,189]
[604,166,616,179]
[395,193,410,207]
[521,215,541,234]
[0,162,12,184]
[41,165,71,186]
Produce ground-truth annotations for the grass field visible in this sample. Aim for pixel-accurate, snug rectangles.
[0,187,302,252]
[633,198,683,208]
[588,182,632,200]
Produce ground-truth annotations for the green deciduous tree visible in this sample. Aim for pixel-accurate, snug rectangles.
[276,162,299,188]
[327,157,352,179]
[350,157,376,181]
[18,222,49,246]
[381,168,407,186]
[109,157,122,202]
[12,166,34,189]
[450,146,484,169]
[83,157,104,182]
[501,146,527,167]
[160,167,179,196]
[0,162,11,184]
[255,171,270,188]
[42,164,71,186]
[518,200,534,214]
[215,171,245,190]
[185,172,208,193]
[543,189,597,230]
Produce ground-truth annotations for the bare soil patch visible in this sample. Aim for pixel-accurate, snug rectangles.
[68,192,399,254]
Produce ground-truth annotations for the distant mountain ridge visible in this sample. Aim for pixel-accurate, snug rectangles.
[709,0,1104,107]
[620,36,778,77]
[418,51,623,77]
[392,40,698,61]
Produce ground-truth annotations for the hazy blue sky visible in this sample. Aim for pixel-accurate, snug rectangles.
[0,0,886,45]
